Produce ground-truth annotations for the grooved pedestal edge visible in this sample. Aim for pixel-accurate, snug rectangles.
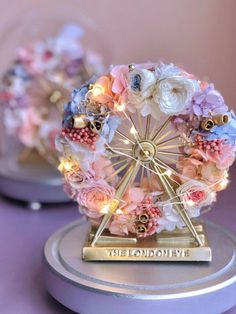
[44,219,236,314]
[0,156,69,203]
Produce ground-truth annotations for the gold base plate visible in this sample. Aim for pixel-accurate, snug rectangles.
[83,224,211,262]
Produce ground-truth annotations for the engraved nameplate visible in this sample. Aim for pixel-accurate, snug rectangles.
[83,224,211,262]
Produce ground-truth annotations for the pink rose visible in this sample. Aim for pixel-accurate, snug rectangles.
[77,180,115,218]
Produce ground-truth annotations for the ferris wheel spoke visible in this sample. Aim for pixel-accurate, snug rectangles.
[153,129,174,145]
[145,114,151,139]
[157,144,185,150]
[158,150,187,157]
[109,146,133,152]
[155,135,181,147]
[151,116,171,142]
[140,164,145,185]
[105,160,131,181]
[104,157,129,169]
[114,129,135,145]
[154,157,179,176]
[137,110,144,138]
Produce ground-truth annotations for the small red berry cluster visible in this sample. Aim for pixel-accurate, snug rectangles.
[61,127,98,150]
[195,134,224,154]
[135,196,162,238]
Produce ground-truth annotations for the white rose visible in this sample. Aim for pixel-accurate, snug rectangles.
[153,76,197,115]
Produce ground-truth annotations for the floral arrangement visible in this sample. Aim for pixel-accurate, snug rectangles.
[0,24,103,164]
[57,62,236,238]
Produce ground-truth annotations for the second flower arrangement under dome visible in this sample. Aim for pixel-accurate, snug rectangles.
[57,62,236,238]
[0,24,103,165]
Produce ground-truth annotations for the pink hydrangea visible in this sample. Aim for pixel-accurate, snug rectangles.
[201,161,228,191]
[110,65,129,104]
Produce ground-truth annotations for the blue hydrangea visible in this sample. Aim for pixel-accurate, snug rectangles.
[206,111,236,145]
[70,77,97,114]
[101,115,121,142]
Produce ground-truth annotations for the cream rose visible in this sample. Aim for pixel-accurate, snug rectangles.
[153,76,197,115]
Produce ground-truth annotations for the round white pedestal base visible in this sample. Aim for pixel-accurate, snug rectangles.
[44,219,236,314]
[0,156,69,204]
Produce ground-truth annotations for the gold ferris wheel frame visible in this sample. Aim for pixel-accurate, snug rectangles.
[83,111,211,262]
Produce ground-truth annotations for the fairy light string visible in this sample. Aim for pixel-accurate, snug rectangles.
[57,62,236,243]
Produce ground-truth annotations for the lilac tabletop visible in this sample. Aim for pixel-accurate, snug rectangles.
[0,166,236,314]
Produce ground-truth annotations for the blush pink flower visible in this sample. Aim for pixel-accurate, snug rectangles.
[194,135,235,169]
[141,176,163,192]
[109,195,162,238]
[123,187,145,204]
[201,161,228,191]
[109,214,136,236]
[110,65,129,104]
[205,144,235,169]
[63,181,77,200]
[92,156,117,185]
[90,76,114,105]
[77,180,115,218]
[65,168,94,189]
[176,156,203,181]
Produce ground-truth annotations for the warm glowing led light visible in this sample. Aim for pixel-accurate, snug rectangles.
[122,139,130,145]
[64,161,73,171]
[99,199,119,214]
[164,169,172,177]
[219,178,229,190]
[58,157,75,173]
[185,199,195,207]
[58,163,64,173]
[115,102,125,111]
[92,85,104,97]
[130,126,137,135]
[99,203,110,214]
